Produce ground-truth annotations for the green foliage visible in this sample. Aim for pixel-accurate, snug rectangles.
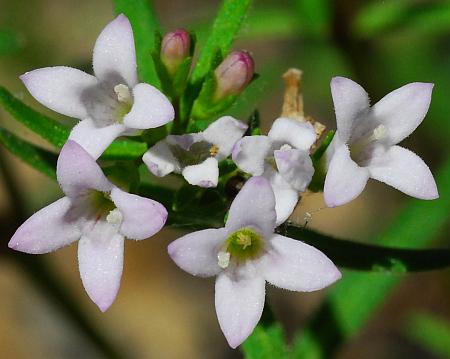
[294,0,331,38]
[0,30,23,55]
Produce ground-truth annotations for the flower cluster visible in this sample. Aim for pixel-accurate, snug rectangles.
[8,14,438,348]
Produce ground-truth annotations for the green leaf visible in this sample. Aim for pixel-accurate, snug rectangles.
[294,0,331,38]
[113,0,161,88]
[0,127,57,179]
[0,30,23,55]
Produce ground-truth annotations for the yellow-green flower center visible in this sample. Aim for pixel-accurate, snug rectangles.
[88,190,116,215]
[220,228,264,266]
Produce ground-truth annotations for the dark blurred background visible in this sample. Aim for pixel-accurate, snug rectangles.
[0,0,449,358]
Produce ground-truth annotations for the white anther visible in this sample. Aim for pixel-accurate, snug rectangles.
[280,144,293,151]
[114,84,132,104]
[373,125,388,141]
[218,251,231,269]
[106,209,123,225]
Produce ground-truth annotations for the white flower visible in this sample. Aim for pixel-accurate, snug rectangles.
[324,77,439,207]
[232,117,316,224]
[9,141,168,311]
[168,176,340,348]
[143,116,248,187]
[20,14,174,159]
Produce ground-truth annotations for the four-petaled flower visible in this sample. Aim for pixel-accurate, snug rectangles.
[20,14,174,159]
[143,116,248,187]
[168,176,340,348]
[324,77,439,207]
[232,117,316,224]
[9,141,168,311]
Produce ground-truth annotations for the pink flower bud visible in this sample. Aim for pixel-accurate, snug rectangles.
[214,51,254,98]
[161,29,191,74]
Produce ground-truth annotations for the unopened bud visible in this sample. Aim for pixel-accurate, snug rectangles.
[214,50,254,98]
[161,29,191,74]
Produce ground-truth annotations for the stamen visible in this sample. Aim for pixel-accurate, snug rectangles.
[280,144,292,151]
[114,84,132,104]
[373,124,387,141]
[218,251,231,269]
[106,208,123,225]
[350,124,389,161]
[236,232,252,249]
[209,145,220,157]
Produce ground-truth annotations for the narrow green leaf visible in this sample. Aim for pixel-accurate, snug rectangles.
[113,0,161,87]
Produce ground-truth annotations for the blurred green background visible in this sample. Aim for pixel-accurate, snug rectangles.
[0,0,449,358]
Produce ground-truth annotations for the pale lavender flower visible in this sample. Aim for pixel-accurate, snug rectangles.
[324,77,438,207]
[9,141,167,311]
[20,14,174,159]
[233,118,316,224]
[168,176,340,348]
[143,116,248,187]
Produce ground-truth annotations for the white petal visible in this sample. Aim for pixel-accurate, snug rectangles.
[142,140,179,177]
[166,133,203,150]
[182,157,219,187]
[78,223,124,312]
[232,136,272,176]
[372,82,433,144]
[57,140,112,197]
[368,145,438,200]
[20,66,98,119]
[202,116,248,159]
[268,118,316,150]
[262,167,299,225]
[215,264,265,348]
[8,197,80,254]
[262,234,341,291]
[274,149,314,191]
[110,187,167,240]
[93,14,138,87]
[68,118,126,160]
[123,83,174,129]
[168,228,228,277]
[323,143,370,207]
[226,176,276,236]
[330,76,370,142]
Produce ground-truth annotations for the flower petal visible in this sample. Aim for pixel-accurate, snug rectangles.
[8,197,80,254]
[268,118,316,150]
[368,145,438,200]
[57,140,112,197]
[78,225,124,312]
[330,76,370,142]
[68,118,126,160]
[202,116,248,159]
[93,14,138,87]
[262,234,341,291]
[142,140,179,177]
[324,143,370,207]
[226,176,276,236]
[168,228,228,277]
[20,66,98,119]
[274,148,314,192]
[110,187,168,240]
[123,83,174,129]
[215,264,265,348]
[372,82,433,144]
[232,136,272,176]
[182,157,219,187]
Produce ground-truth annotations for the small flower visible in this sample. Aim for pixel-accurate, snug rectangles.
[161,29,191,74]
[143,116,248,187]
[233,117,316,224]
[20,14,174,159]
[8,141,168,311]
[324,77,439,207]
[168,176,340,348]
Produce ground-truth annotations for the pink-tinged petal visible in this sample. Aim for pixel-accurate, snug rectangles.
[331,77,370,142]
[93,14,138,87]
[123,83,174,129]
[262,234,341,291]
[182,157,219,187]
[274,148,314,192]
[203,116,248,159]
[324,144,369,207]
[8,197,80,254]
[368,145,438,200]
[268,118,316,150]
[142,140,179,177]
[168,228,228,277]
[68,118,126,160]
[263,167,298,225]
[215,264,265,348]
[226,176,276,236]
[372,82,433,145]
[20,66,98,119]
[78,224,124,312]
[110,187,167,240]
[57,140,112,197]
[232,136,272,176]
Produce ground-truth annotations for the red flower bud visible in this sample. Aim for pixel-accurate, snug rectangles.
[161,29,191,74]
